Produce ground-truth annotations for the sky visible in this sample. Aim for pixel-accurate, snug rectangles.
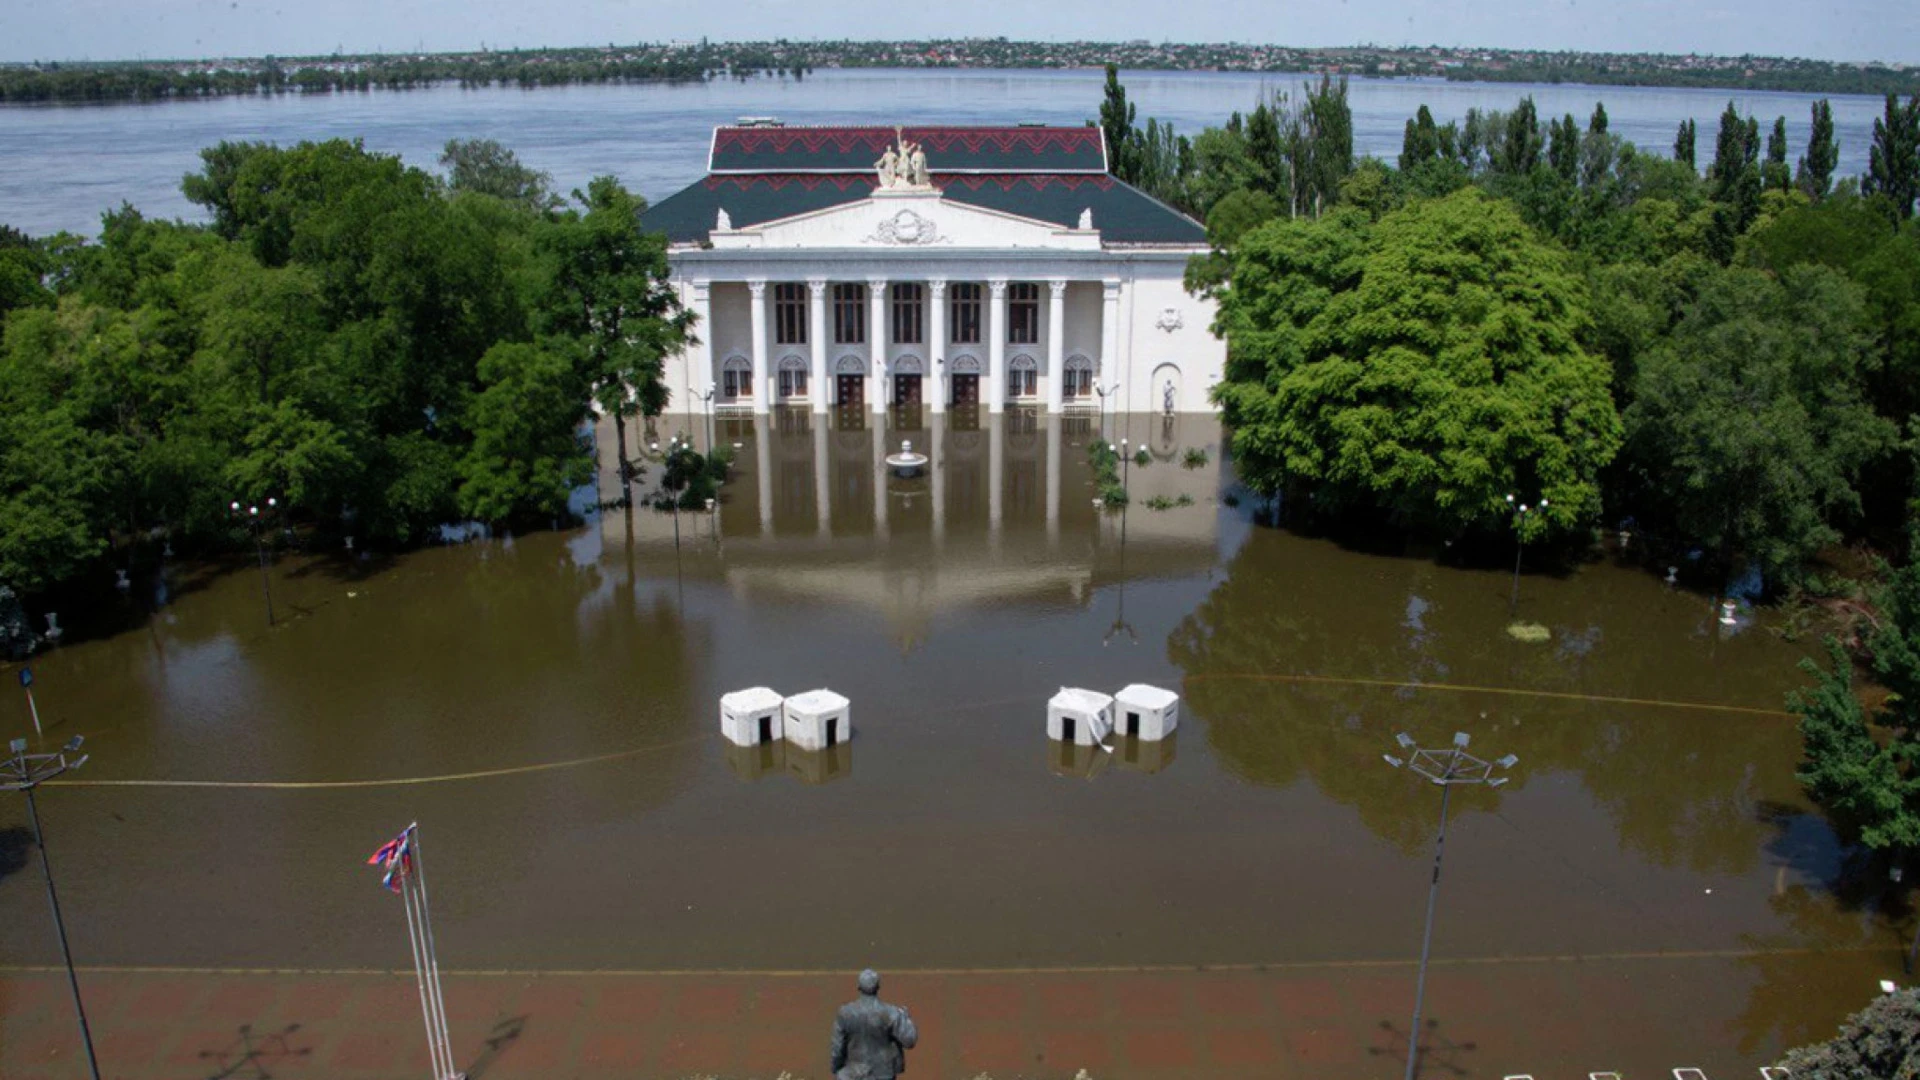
[2,0,1914,65]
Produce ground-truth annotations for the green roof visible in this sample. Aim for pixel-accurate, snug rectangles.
[643,173,1204,246]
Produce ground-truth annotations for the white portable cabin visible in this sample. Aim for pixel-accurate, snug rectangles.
[783,689,851,751]
[1114,684,1180,741]
[719,686,785,747]
[1047,687,1115,746]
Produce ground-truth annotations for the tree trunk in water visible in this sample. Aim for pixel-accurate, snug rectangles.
[613,411,632,506]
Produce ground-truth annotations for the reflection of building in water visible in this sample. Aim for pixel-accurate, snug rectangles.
[603,411,1229,647]
[1115,733,1177,774]
[722,739,853,786]
[787,743,852,786]
[641,124,1223,418]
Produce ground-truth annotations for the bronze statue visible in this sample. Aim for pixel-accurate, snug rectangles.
[830,969,918,1080]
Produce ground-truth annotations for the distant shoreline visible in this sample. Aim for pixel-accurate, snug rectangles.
[4,40,1916,105]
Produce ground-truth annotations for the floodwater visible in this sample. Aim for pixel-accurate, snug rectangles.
[0,68,1893,236]
[0,408,1891,1074]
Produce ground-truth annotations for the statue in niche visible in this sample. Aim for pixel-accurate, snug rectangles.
[830,969,918,1080]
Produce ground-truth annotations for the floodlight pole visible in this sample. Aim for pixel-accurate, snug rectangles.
[4,738,100,1080]
[1384,733,1516,1080]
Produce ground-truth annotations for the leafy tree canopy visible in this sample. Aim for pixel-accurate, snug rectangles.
[1213,188,1621,539]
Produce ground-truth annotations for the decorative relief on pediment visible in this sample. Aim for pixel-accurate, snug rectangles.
[1155,307,1185,333]
[867,208,945,246]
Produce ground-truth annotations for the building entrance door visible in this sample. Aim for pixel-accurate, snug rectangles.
[894,374,921,406]
[836,374,864,409]
[951,374,979,405]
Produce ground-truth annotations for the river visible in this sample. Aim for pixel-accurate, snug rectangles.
[0,407,1892,1077]
[0,68,1894,236]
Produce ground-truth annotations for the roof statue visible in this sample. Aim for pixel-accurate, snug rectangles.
[875,125,934,191]
[1078,207,1093,230]
[715,207,732,231]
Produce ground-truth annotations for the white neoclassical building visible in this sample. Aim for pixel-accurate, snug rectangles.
[642,123,1225,417]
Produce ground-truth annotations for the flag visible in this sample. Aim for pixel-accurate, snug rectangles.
[367,827,415,894]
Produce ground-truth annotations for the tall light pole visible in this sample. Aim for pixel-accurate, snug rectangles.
[1382,731,1517,1080]
[697,385,717,458]
[230,497,279,627]
[1094,381,1120,445]
[1504,493,1548,612]
[3,735,100,1080]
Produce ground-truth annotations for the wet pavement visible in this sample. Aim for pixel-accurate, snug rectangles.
[0,408,1896,1077]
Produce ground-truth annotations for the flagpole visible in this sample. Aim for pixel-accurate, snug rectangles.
[372,824,462,1080]
[410,825,460,1080]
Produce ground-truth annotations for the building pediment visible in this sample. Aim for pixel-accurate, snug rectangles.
[708,191,1101,252]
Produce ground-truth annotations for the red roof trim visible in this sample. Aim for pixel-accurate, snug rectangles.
[703,174,1117,193]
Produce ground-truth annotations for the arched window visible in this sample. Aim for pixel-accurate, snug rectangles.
[722,355,752,400]
[1009,354,1038,398]
[1064,354,1095,398]
[778,355,809,399]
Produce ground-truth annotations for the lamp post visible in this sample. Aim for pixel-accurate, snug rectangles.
[230,497,279,627]
[1382,731,1517,1080]
[1504,493,1548,612]
[1094,381,1120,445]
[3,735,100,1080]
[697,385,717,457]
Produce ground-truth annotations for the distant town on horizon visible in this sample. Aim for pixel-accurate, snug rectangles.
[4,38,1917,104]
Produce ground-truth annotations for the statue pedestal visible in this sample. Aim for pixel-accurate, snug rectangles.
[871,187,941,200]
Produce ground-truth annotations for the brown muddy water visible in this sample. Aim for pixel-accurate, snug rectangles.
[0,408,1890,1071]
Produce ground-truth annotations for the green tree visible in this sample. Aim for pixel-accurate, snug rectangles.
[1098,64,1138,185]
[1399,104,1442,172]
[1589,101,1609,136]
[0,312,113,591]
[1764,116,1793,192]
[1798,99,1839,200]
[458,340,591,523]
[1705,103,1763,261]
[440,138,556,211]
[1547,112,1581,182]
[1623,265,1895,586]
[539,176,689,506]
[1675,118,1697,170]
[1213,189,1621,537]
[1501,96,1542,175]
[1298,75,1353,217]
[1778,986,1920,1078]
[1865,93,1920,221]
[0,225,53,317]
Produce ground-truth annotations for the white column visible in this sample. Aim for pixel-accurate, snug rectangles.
[987,278,1008,415]
[746,279,769,416]
[927,279,948,415]
[1046,279,1067,415]
[1100,279,1122,419]
[808,278,828,415]
[867,278,888,414]
[813,416,830,537]
[688,280,713,415]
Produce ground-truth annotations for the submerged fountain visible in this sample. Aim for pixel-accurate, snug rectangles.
[884,439,929,478]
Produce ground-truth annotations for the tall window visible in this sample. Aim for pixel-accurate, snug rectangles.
[949,283,982,344]
[779,363,809,399]
[832,283,866,344]
[1064,361,1094,398]
[1008,282,1040,344]
[1010,358,1037,398]
[773,283,807,345]
[891,283,924,345]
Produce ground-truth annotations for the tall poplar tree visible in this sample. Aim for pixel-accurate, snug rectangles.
[1865,93,1920,221]
[1764,117,1793,192]
[1099,64,1139,185]
[1797,99,1839,200]
[1674,119,1697,170]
